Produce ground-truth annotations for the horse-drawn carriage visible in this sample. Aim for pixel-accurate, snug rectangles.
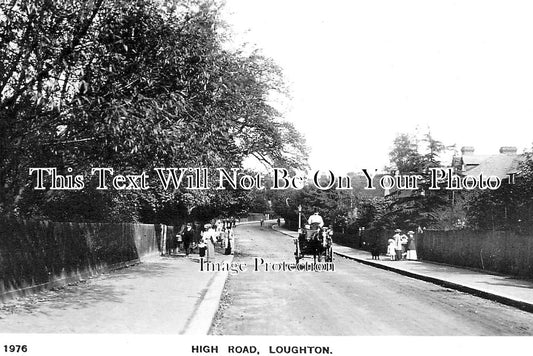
[294,223,333,263]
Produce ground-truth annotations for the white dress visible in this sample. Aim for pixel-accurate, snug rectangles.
[386,239,395,256]
[205,229,216,261]
[406,250,417,260]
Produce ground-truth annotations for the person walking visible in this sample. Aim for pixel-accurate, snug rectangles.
[201,224,217,262]
[406,230,418,260]
[182,222,194,257]
[224,226,234,255]
[393,229,404,261]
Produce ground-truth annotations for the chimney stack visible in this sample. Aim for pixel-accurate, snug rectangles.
[499,146,517,155]
[461,146,475,156]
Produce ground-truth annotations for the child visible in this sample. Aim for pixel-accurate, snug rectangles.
[387,238,396,260]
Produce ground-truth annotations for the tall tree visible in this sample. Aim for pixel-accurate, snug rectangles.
[0,0,308,221]
[388,133,423,173]
[375,130,450,229]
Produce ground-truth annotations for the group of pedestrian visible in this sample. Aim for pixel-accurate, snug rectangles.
[169,217,236,261]
[386,229,417,261]
[197,218,235,261]
[165,222,195,257]
[216,218,235,256]
[221,217,237,229]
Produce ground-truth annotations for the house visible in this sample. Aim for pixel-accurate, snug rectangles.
[452,146,524,180]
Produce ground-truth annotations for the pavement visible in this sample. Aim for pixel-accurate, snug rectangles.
[0,252,235,334]
[0,223,269,334]
[271,223,533,314]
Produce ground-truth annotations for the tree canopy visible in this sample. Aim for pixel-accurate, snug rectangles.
[466,148,533,232]
[0,0,308,222]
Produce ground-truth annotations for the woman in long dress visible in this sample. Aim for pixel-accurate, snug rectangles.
[406,231,417,260]
[202,224,217,261]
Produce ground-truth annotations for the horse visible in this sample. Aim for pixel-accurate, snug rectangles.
[306,224,332,263]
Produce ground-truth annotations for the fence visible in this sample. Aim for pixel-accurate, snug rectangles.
[0,217,169,301]
[353,228,533,278]
[417,229,533,278]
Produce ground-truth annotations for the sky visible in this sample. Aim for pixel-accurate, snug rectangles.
[222,0,533,173]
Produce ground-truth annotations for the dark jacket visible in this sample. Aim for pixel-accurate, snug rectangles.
[182,228,194,243]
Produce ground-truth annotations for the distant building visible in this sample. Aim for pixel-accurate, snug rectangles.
[350,173,389,199]
[452,146,523,180]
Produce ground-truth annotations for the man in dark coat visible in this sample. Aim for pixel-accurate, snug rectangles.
[182,222,194,257]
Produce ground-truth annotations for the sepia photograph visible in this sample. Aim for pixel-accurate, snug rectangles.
[1,0,533,355]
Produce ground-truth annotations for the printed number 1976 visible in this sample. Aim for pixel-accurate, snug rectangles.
[3,345,27,353]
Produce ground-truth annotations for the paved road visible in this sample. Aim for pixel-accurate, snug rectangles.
[211,223,533,335]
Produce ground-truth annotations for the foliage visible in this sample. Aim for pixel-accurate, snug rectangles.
[0,0,308,222]
[356,197,389,229]
[388,133,424,173]
[371,131,451,230]
[269,176,358,232]
[466,149,533,232]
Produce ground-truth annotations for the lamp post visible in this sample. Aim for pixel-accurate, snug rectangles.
[298,205,302,233]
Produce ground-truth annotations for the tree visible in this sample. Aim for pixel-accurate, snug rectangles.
[373,131,450,230]
[0,0,308,221]
[388,133,424,173]
[1,0,109,215]
[269,174,358,232]
[466,148,533,232]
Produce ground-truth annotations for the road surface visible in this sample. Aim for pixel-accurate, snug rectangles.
[211,223,533,335]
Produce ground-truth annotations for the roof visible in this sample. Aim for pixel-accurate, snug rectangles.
[466,155,524,179]
[461,155,491,166]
